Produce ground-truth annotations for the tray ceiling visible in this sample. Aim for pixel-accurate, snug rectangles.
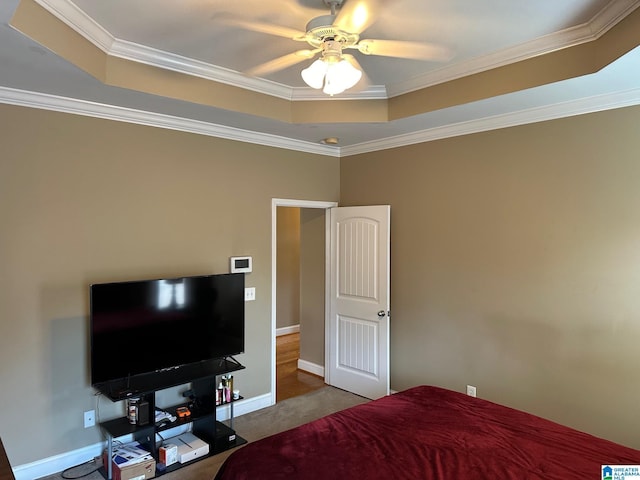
[2,0,640,155]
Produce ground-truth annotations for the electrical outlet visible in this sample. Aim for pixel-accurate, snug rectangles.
[84,410,95,428]
[244,287,256,301]
[466,385,477,397]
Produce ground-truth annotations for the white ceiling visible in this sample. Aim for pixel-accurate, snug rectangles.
[67,0,619,93]
[1,0,640,155]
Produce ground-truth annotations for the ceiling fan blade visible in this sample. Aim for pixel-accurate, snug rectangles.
[246,49,319,77]
[356,39,453,61]
[225,18,307,41]
[333,0,383,35]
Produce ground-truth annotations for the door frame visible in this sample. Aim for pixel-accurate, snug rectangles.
[270,198,338,405]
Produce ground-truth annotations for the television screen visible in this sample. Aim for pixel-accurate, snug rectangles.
[90,273,244,387]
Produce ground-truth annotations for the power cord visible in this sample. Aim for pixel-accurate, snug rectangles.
[95,391,101,426]
[60,457,101,479]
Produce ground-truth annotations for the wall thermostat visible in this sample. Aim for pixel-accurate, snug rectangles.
[230,256,252,273]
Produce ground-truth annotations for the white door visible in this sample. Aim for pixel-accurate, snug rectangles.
[327,205,390,399]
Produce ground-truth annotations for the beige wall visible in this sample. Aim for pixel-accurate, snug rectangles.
[4,98,640,467]
[0,104,339,465]
[341,104,640,449]
[276,207,300,329]
[299,209,326,366]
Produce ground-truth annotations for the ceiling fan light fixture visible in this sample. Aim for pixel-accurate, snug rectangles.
[301,39,362,95]
[301,59,328,89]
[322,58,362,95]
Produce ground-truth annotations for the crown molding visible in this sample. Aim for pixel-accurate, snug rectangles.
[109,39,299,100]
[32,0,640,101]
[0,86,340,157]
[340,87,640,156]
[2,85,639,158]
[589,0,640,34]
[290,84,388,100]
[34,0,115,52]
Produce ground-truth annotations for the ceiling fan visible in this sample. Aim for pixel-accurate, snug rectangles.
[228,0,452,95]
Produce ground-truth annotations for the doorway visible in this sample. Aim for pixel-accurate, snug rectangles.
[271,199,337,404]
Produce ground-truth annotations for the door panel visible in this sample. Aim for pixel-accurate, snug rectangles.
[338,315,378,377]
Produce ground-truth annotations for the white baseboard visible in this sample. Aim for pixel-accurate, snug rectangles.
[276,325,300,336]
[297,359,324,377]
[13,441,105,480]
[13,393,274,480]
[215,392,272,421]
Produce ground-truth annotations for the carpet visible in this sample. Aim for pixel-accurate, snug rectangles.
[39,386,368,480]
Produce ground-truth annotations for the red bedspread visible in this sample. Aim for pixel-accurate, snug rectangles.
[215,386,640,479]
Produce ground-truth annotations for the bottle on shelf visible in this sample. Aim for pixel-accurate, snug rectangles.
[217,379,225,405]
[127,397,139,425]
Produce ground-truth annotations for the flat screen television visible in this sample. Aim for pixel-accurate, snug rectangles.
[90,273,244,395]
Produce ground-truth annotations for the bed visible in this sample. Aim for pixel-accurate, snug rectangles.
[214,385,640,479]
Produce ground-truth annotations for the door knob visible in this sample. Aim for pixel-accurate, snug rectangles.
[377,310,386,318]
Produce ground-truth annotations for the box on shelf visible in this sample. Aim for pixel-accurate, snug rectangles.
[174,432,209,464]
[159,443,178,467]
[103,441,156,480]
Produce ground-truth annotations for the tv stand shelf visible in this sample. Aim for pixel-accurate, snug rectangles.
[97,360,246,479]
[95,357,245,402]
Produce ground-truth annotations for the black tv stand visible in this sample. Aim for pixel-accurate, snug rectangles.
[97,359,246,479]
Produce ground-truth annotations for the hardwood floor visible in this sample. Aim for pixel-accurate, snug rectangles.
[276,333,325,402]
